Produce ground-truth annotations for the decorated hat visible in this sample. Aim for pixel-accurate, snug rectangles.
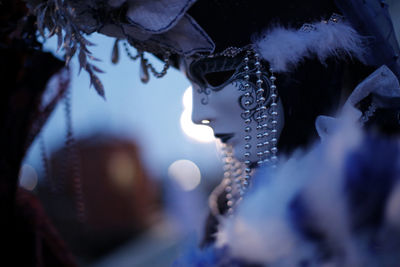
[24,0,400,153]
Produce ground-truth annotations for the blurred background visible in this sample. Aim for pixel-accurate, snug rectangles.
[16,1,400,266]
[19,33,224,266]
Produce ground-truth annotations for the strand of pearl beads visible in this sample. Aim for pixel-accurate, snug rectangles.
[222,144,236,215]
[242,50,253,196]
[253,53,268,168]
[268,68,278,167]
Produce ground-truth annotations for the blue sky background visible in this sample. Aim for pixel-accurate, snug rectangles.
[24,33,223,183]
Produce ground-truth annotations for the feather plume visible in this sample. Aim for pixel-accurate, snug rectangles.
[254,21,366,72]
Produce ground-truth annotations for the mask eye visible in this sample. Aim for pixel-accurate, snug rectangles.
[189,56,242,89]
[204,69,236,87]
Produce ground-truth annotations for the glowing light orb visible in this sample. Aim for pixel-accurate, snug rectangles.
[19,164,38,191]
[168,159,201,191]
[180,87,215,143]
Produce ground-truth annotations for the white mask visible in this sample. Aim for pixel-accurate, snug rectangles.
[183,55,285,165]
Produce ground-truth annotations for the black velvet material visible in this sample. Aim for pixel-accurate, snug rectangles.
[188,0,339,53]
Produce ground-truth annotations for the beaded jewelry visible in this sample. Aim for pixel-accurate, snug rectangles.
[122,41,171,83]
[212,49,281,215]
[209,143,244,216]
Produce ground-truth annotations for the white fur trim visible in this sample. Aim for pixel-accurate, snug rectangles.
[254,21,366,72]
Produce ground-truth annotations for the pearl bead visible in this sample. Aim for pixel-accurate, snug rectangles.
[256,133,263,139]
[244,66,249,71]
[271,85,277,90]
[271,147,278,153]
[245,126,251,132]
[244,74,250,80]
[257,143,263,148]
[225,186,232,192]
[270,76,276,81]
[257,88,264,94]
[245,168,251,173]
[226,193,233,199]
[244,152,250,157]
[257,151,263,156]
[245,119,251,124]
[244,160,251,165]
[245,144,251,149]
[227,200,234,207]
[257,160,264,165]
[244,135,251,141]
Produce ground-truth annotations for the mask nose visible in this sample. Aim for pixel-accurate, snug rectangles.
[191,85,215,125]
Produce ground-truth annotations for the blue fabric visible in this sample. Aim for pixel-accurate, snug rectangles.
[344,136,400,230]
[335,0,400,78]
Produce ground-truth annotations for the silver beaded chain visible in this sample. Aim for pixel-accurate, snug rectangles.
[122,41,171,82]
[269,68,279,167]
[208,51,282,217]
[254,52,270,167]
[242,50,253,195]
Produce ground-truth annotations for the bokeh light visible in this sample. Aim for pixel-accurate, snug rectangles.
[107,151,137,192]
[168,159,201,191]
[180,87,215,143]
[19,164,38,191]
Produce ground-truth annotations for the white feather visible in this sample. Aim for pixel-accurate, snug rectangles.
[254,21,366,72]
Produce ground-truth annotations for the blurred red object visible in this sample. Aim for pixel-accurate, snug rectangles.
[38,135,161,261]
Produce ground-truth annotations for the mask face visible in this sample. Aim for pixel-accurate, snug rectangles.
[182,55,285,164]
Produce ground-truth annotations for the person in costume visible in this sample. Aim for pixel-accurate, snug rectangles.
[20,0,400,265]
